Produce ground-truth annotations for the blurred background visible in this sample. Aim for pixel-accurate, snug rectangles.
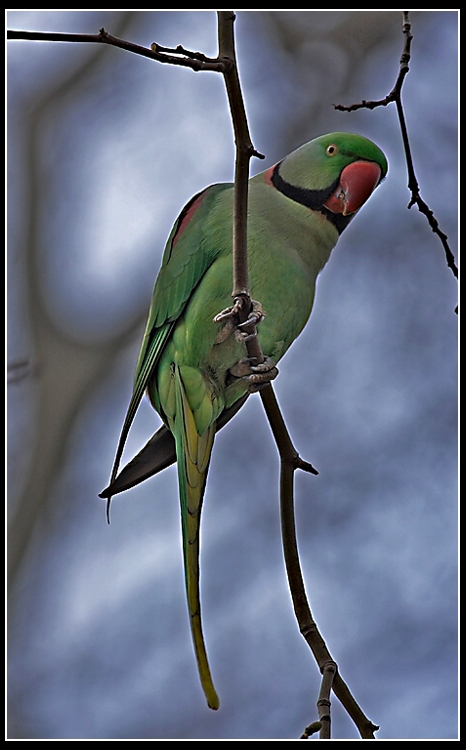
[7,11,458,740]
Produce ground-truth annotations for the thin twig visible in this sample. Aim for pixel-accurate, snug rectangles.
[334,11,457,281]
[333,13,412,112]
[300,721,322,739]
[317,661,337,739]
[7,27,228,72]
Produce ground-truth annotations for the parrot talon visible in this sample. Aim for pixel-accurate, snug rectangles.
[228,355,278,390]
[229,356,258,378]
[234,328,257,343]
[213,297,244,324]
[237,300,266,329]
[214,299,265,344]
[214,298,247,344]
[249,357,277,375]
[246,356,279,392]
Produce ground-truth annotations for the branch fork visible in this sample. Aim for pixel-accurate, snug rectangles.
[335,11,457,282]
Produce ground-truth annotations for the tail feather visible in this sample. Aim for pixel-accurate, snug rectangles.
[172,365,219,710]
[99,395,249,499]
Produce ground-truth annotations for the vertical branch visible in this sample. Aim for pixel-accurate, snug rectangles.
[216,11,267,370]
[216,11,264,306]
[317,661,337,739]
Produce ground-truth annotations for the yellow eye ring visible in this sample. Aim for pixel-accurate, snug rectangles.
[325,144,338,157]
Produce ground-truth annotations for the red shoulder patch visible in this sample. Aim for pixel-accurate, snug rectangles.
[172,188,209,249]
[263,165,276,186]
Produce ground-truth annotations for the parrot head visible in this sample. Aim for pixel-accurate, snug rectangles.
[270,131,387,229]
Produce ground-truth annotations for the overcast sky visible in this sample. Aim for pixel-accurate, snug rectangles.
[7,11,458,740]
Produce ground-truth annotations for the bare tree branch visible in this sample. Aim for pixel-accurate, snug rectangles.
[265,385,378,739]
[316,661,337,739]
[216,12,264,306]
[7,26,228,72]
[301,720,323,739]
[334,11,458,282]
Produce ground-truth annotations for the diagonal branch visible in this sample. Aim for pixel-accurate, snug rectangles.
[264,383,378,739]
[334,11,457,282]
[215,13,272,382]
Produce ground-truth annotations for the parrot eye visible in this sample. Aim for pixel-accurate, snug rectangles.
[326,144,338,157]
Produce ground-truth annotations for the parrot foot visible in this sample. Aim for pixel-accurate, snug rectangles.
[214,299,265,344]
[229,356,278,392]
[213,319,236,344]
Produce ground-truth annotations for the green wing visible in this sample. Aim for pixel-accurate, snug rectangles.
[105,182,232,516]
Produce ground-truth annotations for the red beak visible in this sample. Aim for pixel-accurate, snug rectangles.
[324,160,381,216]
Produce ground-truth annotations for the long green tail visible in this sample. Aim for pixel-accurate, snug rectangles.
[172,365,219,710]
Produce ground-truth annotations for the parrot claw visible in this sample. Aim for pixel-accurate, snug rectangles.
[214,299,265,344]
[229,357,256,378]
[213,296,244,324]
[229,355,278,391]
[234,328,257,343]
[237,300,266,328]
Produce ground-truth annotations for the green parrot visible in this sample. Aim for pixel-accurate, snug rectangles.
[100,132,388,710]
